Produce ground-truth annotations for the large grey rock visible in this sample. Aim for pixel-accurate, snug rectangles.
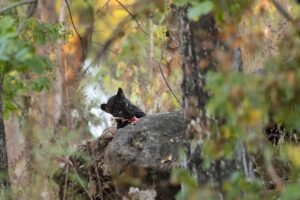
[104,111,185,199]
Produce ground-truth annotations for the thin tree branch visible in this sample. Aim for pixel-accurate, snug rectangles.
[271,0,294,22]
[83,16,130,73]
[64,0,86,61]
[88,143,103,200]
[158,46,182,107]
[82,40,119,74]
[266,162,283,191]
[24,0,38,18]
[114,0,148,35]
[32,96,94,199]
[90,40,119,55]
[17,0,38,33]
[0,0,36,14]
[96,0,110,14]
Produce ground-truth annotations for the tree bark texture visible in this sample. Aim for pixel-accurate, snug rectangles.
[0,75,11,194]
[178,7,254,191]
[178,7,218,140]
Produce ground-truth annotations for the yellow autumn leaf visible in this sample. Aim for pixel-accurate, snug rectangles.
[221,126,231,139]
[249,109,262,125]
[15,109,22,117]
[62,32,77,54]
[8,70,17,77]
[286,145,300,167]
[49,52,56,60]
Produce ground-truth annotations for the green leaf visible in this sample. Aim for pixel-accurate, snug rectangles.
[32,77,51,92]
[171,168,197,188]
[25,57,47,74]
[173,0,189,7]
[0,16,15,33]
[36,31,46,45]
[15,47,32,61]
[187,1,213,21]
[280,184,300,200]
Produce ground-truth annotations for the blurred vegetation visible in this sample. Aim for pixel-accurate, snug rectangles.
[0,0,300,199]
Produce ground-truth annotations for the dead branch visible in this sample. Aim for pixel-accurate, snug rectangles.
[90,40,119,55]
[266,162,283,191]
[64,0,86,61]
[83,16,130,73]
[96,0,111,14]
[88,143,104,200]
[0,0,36,14]
[158,45,182,107]
[115,0,148,35]
[271,0,294,22]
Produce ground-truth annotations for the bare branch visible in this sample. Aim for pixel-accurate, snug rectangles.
[64,0,86,61]
[271,0,294,22]
[158,46,182,107]
[90,40,119,55]
[96,0,110,14]
[17,0,38,33]
[88,143,103,200]
[83,16,130,73]
[266,162,283,191]
[0,0,36,14]
[114,0,148,35]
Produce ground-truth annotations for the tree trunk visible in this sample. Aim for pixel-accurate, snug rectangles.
[0,75,11,197]
[178,7,218,139]
[178,6,254,193]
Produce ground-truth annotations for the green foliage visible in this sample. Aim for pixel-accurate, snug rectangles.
[0,16,52,74]
[281,184,300,200]
[171,168,197,189]
[0,15,63,117]
[201,15,300,200]
[187,1,213,21]
[173,0,253,23]
[168,1,300,199]
[24,18,65,44]
[222,172,265,200]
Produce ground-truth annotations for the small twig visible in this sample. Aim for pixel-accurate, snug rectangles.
[270,0,293,22]
[114,0,148,35]
[158,46,182,107]
[32,93,94,199]
[83,16,130,73]
[266,162,283,191]
[88,143,104,200]
[32,97,94,200]
[72,165,94,200]
[24,0,37,19]
[82,40,118,74]
[90,40,119,55]
[0,0,36,14]
[62,164,69,200]
[96,0,110,14]
[64,0,86,61]
[17,0,38,33]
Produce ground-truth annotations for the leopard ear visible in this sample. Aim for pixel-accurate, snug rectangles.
[117,88,125,98]
[101,104,107,111]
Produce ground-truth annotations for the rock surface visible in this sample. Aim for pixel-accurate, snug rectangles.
[104,111,185,199]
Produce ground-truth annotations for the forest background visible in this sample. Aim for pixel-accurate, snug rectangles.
[0,0,300,199]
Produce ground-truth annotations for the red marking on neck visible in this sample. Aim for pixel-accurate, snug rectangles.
[128,116,138,123]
